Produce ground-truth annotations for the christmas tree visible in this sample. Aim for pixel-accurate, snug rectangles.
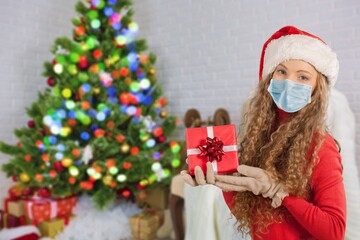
[0,0,182,209]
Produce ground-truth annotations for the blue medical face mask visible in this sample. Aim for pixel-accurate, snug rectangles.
[267,79,312,113]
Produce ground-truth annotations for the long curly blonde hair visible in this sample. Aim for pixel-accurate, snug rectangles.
[233,72,330,237]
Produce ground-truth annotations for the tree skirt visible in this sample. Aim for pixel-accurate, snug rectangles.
[55,196,141,240]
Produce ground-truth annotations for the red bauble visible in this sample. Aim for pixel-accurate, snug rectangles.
[38,188,51,198]
[137,182,147,190]
[157,135,167,143]
[78,56,89,70]
[47,78,55,86]
[12,176,18,182]
[92,49,103,59]
[54,162,64,172]
[27,120,35,128]
[22,188,33,196]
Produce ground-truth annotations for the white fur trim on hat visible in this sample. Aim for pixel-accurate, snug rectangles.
[263,34,339,86]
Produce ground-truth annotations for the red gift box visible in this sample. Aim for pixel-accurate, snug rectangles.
[186,124,238,175]
[56,196,77,217]
[24,196,77,223]
[1,210,25,228]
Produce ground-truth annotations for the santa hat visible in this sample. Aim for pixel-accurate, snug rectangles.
[259,25,339,87]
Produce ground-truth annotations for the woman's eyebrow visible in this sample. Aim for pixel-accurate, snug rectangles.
[297,70,313,76]
[277,64,287,69]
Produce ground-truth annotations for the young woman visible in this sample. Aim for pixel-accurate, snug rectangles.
[182,26,346,239]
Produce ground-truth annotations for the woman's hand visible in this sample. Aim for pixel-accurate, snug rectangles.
[180,161,216,186]
[215,165,288,208]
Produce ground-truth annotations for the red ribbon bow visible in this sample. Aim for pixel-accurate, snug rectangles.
[198,137,225,162]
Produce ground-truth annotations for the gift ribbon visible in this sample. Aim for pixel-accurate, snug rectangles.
[187,126,237,174]
[26,197,57,220]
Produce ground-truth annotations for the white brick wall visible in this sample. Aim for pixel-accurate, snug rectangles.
[0,0,359,213]
[132,0,360,166]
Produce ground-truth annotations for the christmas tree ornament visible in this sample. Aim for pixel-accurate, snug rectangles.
[92,49,103,59]
[157,135,167,143]
[102,175,113,185]
[171,158,181,168]
[75,26,85,36]
[119,67,129,77]
[67,64,78,75]
[62,88,72,99]
[22,188,33,196]
[41,153,50,162]
[24,154,32,162]
[116,134,125,142]
[123,161,132,170]
[145,139,156,148]
[109,181,117,188]
[152,152,161,160]
[69,166,80,176]
[139,78,151,90]
[61,158,73,167]
[130,146,140,156]
[149,68,156,76]
[78,55,89,70]
[54,161,64,171]
[38,188,51,198]
[93,87,101,95]
[47,77,56,86]
[160,110,167,118]
[109,166,119,175]
[53,63,63,74]
[27,120,35,128]
[91,19,101,29]
[116,174,127,182]
[139,132,150,142]
[72,148,81,157]
[69,52,80,63]
[152,127,164,138]
[120,143,130,154]
[122,189,131,198]
[19,173,30,182]
[68,177,76,184]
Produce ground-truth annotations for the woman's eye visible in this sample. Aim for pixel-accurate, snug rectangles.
[277,69,286,74]
[299,76,309,81]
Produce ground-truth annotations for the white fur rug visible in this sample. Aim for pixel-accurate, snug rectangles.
[55,196,141,240]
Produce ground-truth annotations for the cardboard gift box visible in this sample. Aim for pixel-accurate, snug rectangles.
[129,210,164,240]
[130,230,156,240]
[185,124,239,175]
[7,200,25,217]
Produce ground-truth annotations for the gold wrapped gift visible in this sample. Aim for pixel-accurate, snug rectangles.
[129,210,164,240]
[8,200,25,217]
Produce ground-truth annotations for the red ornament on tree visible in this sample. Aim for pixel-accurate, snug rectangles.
[27,120,35,128]
[137,182,147,190]
[78,55,89,70]
[47,78,56,86]
[92,49,103,59]
[157,135,167,143]
[22,188,33,197]
[38,188,51,198]
[54,162,64,172]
